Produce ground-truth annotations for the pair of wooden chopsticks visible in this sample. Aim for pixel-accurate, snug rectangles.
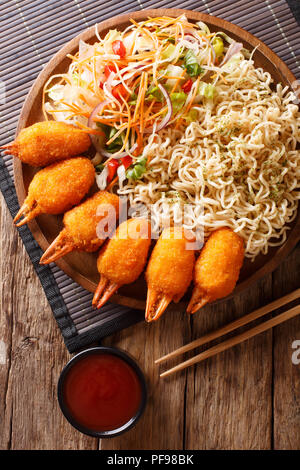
[156,288,300,378]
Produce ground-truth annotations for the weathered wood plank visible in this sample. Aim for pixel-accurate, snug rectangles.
[1,189,299,449]
[0,194,12,450]
[101,307,190,450]
[184,276,273,450]
[0,196,97,450]
[272,245,300,450]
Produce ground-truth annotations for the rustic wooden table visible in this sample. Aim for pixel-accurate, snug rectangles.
[0,193,299,450]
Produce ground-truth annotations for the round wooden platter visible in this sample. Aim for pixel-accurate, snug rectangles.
[14,8,300,312]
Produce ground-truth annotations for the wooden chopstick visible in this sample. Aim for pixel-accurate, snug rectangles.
[155,288,300,365]
[159,304,300,378]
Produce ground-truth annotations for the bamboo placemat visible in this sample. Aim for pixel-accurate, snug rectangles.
[1,0,300,352]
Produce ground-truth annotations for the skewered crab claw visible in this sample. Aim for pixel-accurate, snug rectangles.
[92,218,151,310]
[145,226,195,322]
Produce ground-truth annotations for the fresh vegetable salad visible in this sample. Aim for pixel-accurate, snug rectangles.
[43,15,245,190]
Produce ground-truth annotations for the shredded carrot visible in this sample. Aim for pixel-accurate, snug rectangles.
[45,108,70,113]
[133,72,146,123]
[129,106,168,130]
[44,15,222,163]
[60,101,82,113]
[170,68,186,94]
[129,28,139,55]
[130,18,140,27]
[75,121,105,135]
[185,76,201,114]
[134,129,143,156]
[115,93,132,154]
[153,15,186,29]
[92,117,120,124]
[126,52,156,61]
[136,23,158,50]
[143,99,156,121]
[160,75,185,80]
[106,175,119,191]
[139,87,145,134]
[139,72,148,134]
[66,53,79,62]
[174,116,182,130]
[87,82,95,92]
[67,54,94,69]
[47,109,90,119]
[78,93,92,107]
[104,110,129,117]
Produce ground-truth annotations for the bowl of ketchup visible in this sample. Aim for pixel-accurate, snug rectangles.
[57,346,147,437]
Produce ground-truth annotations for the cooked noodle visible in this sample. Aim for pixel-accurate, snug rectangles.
[43,15,300,260]
[118,58,300,259]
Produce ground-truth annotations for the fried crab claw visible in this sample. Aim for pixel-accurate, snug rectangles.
[145,289,173,322]
[185,286,210,314]
[145,226,195,322]
[92,275,120,310]
[1,142,16,155]
[39,190,120,265]
[13,157,95,227]
[92,218,151,310]
[1,121,91,166]
[14,200,41,227]
[39,230,74,264]
[186,227,245,314]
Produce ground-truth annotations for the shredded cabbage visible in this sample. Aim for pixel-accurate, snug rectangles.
[47,84,64,101]
[198,82,216,99]
[170,92,187,114]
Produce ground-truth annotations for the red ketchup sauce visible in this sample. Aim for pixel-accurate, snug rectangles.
[63,354,142,431]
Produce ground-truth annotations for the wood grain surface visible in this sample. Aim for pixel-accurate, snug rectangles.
[1,193,299,450]
[14,8,300,311]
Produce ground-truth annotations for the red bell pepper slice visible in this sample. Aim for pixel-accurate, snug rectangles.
[104,63,117,79]
[112,83,127,100]
[107,159,119,182]
[112,40,126,58]
[182,79,193,93]
[121,156,132,169]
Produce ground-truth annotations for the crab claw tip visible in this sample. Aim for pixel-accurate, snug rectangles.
[145,289,171,322]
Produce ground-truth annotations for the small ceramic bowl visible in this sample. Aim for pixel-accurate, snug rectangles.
[57,346,147,438]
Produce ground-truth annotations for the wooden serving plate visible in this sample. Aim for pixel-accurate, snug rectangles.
[14,8,300,311]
